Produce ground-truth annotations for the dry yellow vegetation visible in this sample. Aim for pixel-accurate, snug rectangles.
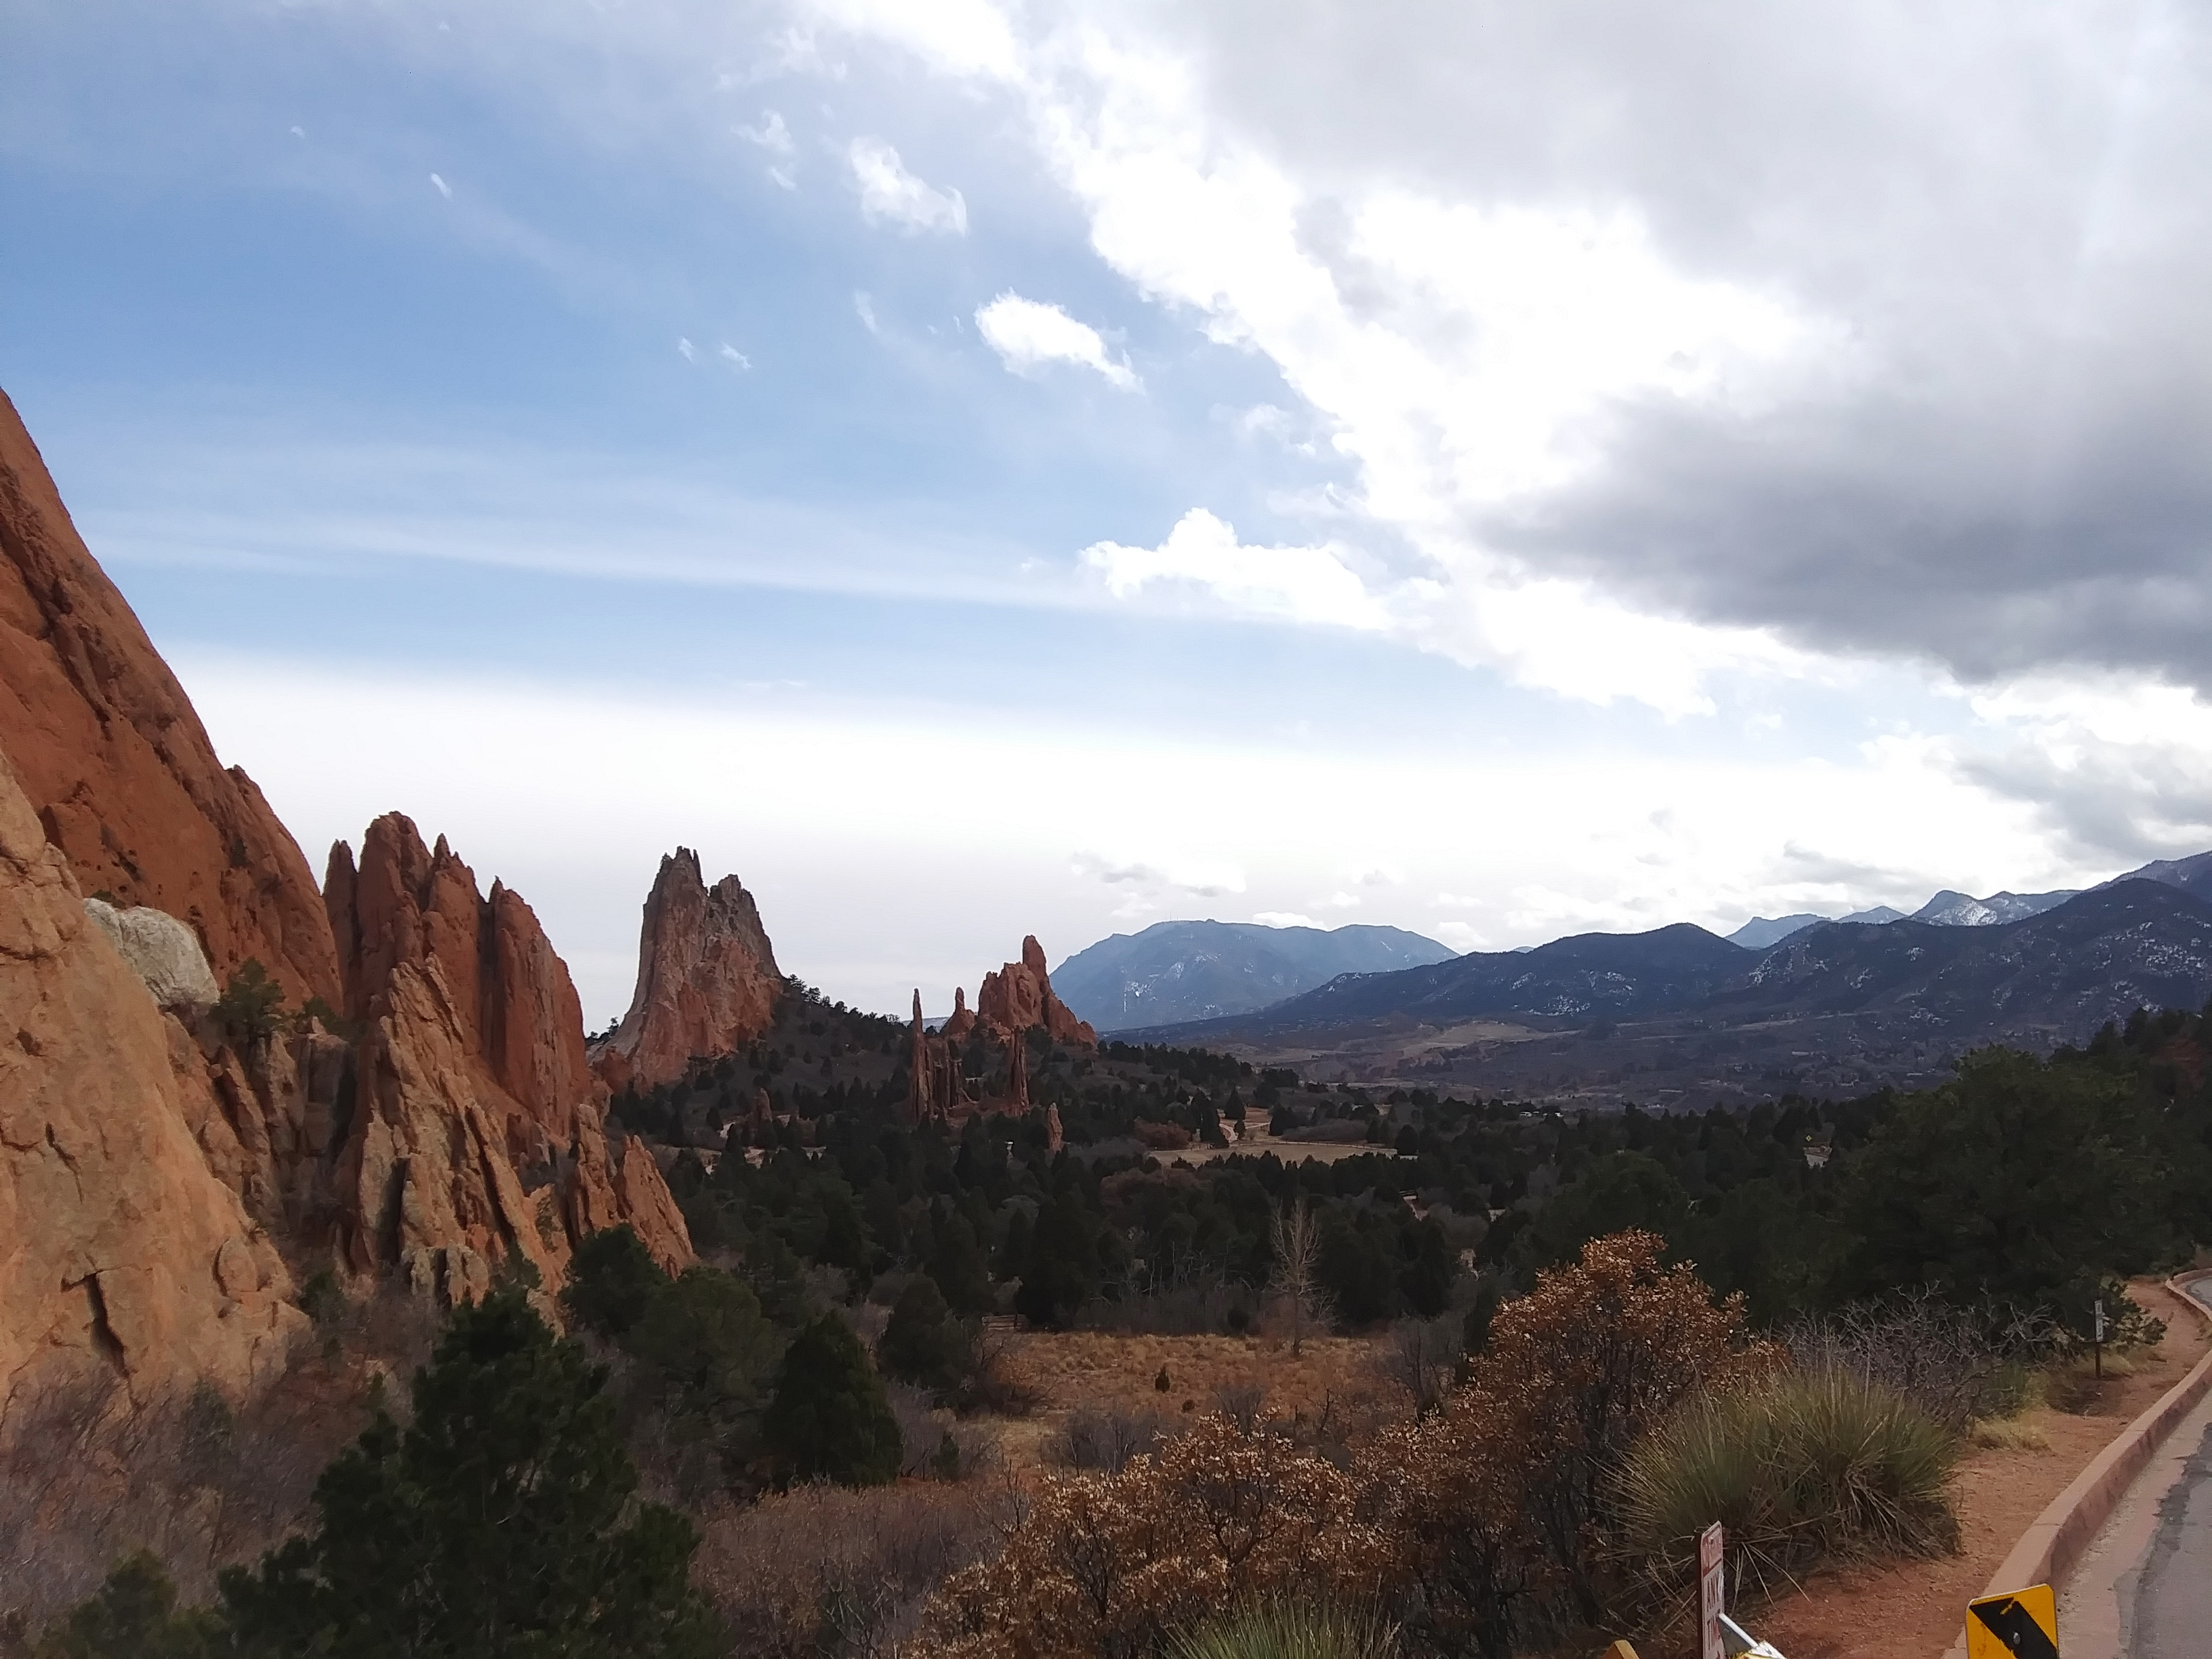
[987,1328,1401,1461]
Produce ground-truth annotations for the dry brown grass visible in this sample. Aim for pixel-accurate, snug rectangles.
[693,1477,1023,1659]
[986,1328,1404,1466]
[1967,1416,2053,1451]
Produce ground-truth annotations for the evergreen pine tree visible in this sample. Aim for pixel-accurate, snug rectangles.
[35,1552,222,1659]
[760,1315,901,1486]
[994,1208,1031,1283]
[878,1274,970,1392]
[927,1215,995,1317]
[1014,1193,1100,1328]
[220,1284,720,1658]
[560,1225,670,1340]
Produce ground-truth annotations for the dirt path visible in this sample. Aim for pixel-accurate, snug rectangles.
[1746,1277,2210,1659]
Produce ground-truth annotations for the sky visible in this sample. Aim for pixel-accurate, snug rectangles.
[7,0,2212,1023]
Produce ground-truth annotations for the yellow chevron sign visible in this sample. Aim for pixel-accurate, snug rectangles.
[1966,1583,2057,1659]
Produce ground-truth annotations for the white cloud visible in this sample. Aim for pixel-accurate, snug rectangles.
[1082,508,1387,632]
[718,342,751,369]
[676,336,696,362]
[1072,848,1245,897]
[736,109,796,187]
[428,171,452,199]
[1252,912,1319,929]
[853,291,879,334]
[973,291,1138,389]
[796,7,1845,717]
[847,136,966,234]
[1317,890,1360,909]
[736,109,794,155]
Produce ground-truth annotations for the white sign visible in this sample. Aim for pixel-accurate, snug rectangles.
[1699,1521,1725,1659]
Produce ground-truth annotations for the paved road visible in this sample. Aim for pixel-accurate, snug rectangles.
[2060,1277,2212,1659]
[2124,1410,2212,1658]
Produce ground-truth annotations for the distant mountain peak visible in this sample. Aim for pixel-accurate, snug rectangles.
[1051,918,1456,1031]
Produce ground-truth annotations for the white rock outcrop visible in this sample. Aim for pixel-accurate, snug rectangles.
[83,897,222,1014]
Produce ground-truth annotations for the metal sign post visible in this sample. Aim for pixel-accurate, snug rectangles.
[2093,1298,2108,1382]
[1699,1522,1725,1659]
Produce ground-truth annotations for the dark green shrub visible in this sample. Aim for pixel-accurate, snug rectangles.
[220,1283,720,1658]
[878,1275,970,1393]
[562,1225,671,1340]
[33,1553,222,1659]
[762,1315,900,1487]
[213,960,285,1048]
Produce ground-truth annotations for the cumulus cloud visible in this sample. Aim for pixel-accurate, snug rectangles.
[1939,678,2212,863]
[974,292,1138,388]
[806,0,2212,705]
[1252,911,1319,928]
[846,136,966,234]
[1082,508,1387,632]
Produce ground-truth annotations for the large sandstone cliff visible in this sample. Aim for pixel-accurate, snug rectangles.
[0,390,340,1007]
[594,848,781,1094]
[0,388,692,1409]
[1,747,305,1408]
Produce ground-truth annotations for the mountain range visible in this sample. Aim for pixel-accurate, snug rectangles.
[1727,888,2076,947]
[1116,866,2212,1108]
[1050,919,1455,1030]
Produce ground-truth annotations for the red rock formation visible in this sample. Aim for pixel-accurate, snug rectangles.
[941,987,975,1044]
[327,815,592,1159]
[975,936,1097,1049]
[1,746,306,1408]
[0,386,691,1408]
[0,389,340,1007]
[594,849,781,1094]
[325,814,695,1290]
[904,989,976,1128]
[902,937,1091,1134]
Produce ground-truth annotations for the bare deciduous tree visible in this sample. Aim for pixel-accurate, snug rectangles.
[1267,1197,1329,1357]
[1379,1315,1458,1417]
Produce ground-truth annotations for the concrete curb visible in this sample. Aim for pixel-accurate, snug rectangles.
[1938,1272,2212,1659]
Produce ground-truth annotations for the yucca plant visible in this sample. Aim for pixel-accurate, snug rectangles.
[1612,1366,1959,1605]
[1172,1600,1398,1659]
